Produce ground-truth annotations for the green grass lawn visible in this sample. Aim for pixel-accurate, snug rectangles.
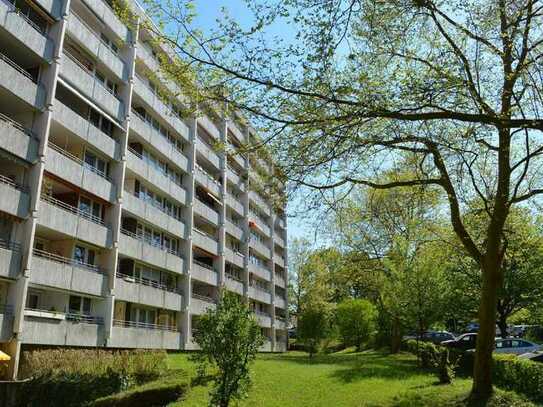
[165,350,534,407]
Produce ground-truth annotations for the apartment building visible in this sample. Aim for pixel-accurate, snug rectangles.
[0,0,288,378]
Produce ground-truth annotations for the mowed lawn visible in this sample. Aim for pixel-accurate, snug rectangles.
[165,350,530,407]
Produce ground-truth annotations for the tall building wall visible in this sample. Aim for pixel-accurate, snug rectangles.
[0,0,288,378]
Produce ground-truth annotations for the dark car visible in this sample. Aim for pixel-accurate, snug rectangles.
[519,351,543,362]
[422,331,456,344]
[441,333,477,351]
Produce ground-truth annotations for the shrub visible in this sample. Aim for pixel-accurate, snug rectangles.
[90,370,189,407]
[18,349,168,406]
[335,299,377,351]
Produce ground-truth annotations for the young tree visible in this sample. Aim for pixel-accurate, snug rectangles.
[335,299,377,351]
[138,0,543,399]
[192,291,264,407]
[297,302,332,359]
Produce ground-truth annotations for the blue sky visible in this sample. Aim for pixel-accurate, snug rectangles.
[191,1,316,243]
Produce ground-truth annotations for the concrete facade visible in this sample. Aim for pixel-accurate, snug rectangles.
[0,0,288,379]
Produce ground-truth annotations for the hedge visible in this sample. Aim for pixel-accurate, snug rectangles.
[90,370,189,407]
[404,339,543,404]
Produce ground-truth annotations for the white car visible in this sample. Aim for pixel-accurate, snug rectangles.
[494,338,541,355]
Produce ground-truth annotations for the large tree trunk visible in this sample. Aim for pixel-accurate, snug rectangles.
[390,317,402,354]
[471,261,503,400]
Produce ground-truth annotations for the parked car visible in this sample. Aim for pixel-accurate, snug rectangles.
[518,351,543,362]
[494,338,541,355]
[442,333,478,351]
[402,330,455,344]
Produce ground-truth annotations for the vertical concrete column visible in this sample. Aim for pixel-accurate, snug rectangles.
[181,117,197,347]
[105,17,140,344]
[241,126,251,300]
[7,0,71,378]
[217,117,227,287]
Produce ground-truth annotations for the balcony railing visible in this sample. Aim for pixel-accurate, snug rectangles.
[116,271,181,293]
[254,310,271,318]
[250,284,271,294]
[33,248,105,274]
[66,313,104,325]
[128,190,183,222]
[127,146,183,188]
[0,112,37,138]
[195,165,221,186]
[130,109,184,156]
[1,0,48,36]
[49,142,112,181]
[0,239,21,252]
[71,12,120,57]
[0,174,28,193]
[134,74,180,117]
[191,293,216,303]
[63,52,122,101]
[41,194,107,227]
[226,273,243,283]
[193,259,214,271]
[120,228,182,258]
[113,318,178,332]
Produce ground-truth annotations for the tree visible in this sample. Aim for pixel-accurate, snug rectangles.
[335,299,377,351]
[447,208,543,338]
[138,0,543,398]
[297,301,332,359]
[192,291,264,407]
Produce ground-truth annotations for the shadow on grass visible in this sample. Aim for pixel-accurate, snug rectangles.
[329,358,420,383]
[259,350,408,367]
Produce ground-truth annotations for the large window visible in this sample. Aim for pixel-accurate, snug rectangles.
[69,295,91,315]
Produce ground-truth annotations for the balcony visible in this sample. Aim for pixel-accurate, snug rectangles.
[46,143,116,202]
[228,149,246,169]
[39,195,112,248]
[250,216,271,238]
[275,233,286,248]
[253,310,272,328]
[249,190,271,217]
[228,120,244,143]
[126,148,187,205]
[81,0,130,42]
[0,113,38,162]
[192,229,218,256]
[249,262,271,281]
[0,0,53,60]
[227,166,246,192]
[0,51,46,109]
[110,319,181,349]
[0,175,30,218]
[275,340,287,352]
[194,199,219,226]
[225,220,244,241]
[53,101,120,161]
[115,272,183,311]
[196,137,221,169]
[225,274,244,295]
[190,293,216,315]
[260,339,272,352]
[249,238,271,259]
[199,115,220,140]
[275,216,286,230]
[0,305,14,341]
[31,249,108,297]
[22,310,105,346]
[61,52,125,121]
[118,229,184,275]
[67,13,127,81]
[195,166,221,198]
[123,192,185,237]
[191,260,218,286]
[226,194,244,216]
[275,317,287,330]
[130,110,189,172]
[132,76,190,140]
[34,0,62,19]
[137,44,180,96]
[0,240,20,279]
[275,296,287,310]
[274,252,285,268]
[224,247,244,269]
[249,286,272,305]
[275,273,286,289]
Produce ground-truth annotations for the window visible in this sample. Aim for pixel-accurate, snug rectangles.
[73,245,96,266]
[78,196,102,220]
[69,295,91,315]
[27,292,40,309]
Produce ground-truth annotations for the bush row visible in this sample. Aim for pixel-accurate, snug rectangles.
[18,349,168,406]
[404,339,543,403]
